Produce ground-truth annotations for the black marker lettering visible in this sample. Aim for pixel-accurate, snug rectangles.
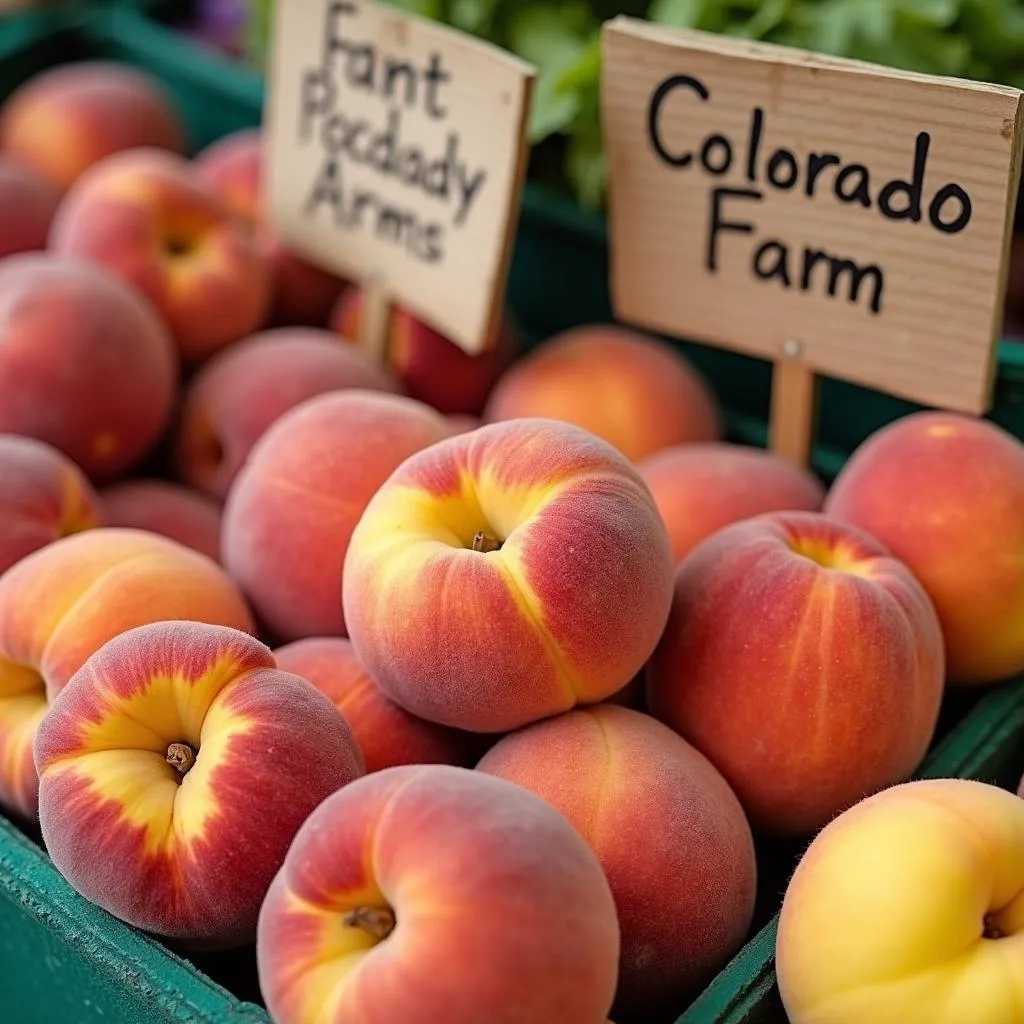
[700,135,733,176]
[878,131,927,222]
[423,53,451,119]
[707,187,760,272]
[802,248,884,314]
[929,184,972,234]
[753,240,792,286]
[746,107,764,183]
[805,153,840,198]
[767,149,798,191]
[834,164,872,208]
[648,74,709,167]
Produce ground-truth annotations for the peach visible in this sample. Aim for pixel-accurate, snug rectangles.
[274,638,477,773]
[0,528,254,819]
[638,442,826,564]
[483,324,723,462]
[174,327,401,500]
[478,705,757,1017]
[0,61,186,195]
[342,419,675,733]
[825,411,1024,685]
[777,778,1024,1023]
[0,254,177,481]
[99,480,222,563]
[0,156,59,257]
[448,414,482,436]
[222,391,452,642]
[35,621,364,948]
[331,287,516,416]
[194,127,347,326]
[256,764,620,1024]
[0,435,102,575]
[50,148,271,364]
[647,511,945,836]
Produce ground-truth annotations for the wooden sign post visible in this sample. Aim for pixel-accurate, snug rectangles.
[263,0,536,361]
[601,18,1024,467]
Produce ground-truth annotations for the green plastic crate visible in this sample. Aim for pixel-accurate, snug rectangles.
[1,8,1024,1024]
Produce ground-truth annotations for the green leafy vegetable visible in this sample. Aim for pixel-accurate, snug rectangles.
[242,0,1024,208]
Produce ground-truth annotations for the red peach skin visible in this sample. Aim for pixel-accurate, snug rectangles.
[274,638,477,773]
[35,621,364,948]
[0,157,59,257]
[222,391,452,642]
[174,328,401,501]
[0,435,102,575]
[648,511,945,836]
[825,411,1024,685]
[479,705,757,1017]
[342,419,675,733]
[256,764,620,1024]
[0,254,178,481]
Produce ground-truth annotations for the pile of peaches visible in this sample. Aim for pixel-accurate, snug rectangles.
[2,56,1024,1024]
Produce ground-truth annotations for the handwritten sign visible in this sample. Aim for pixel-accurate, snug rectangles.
[265,0,535,354]
[602,17,1024,463]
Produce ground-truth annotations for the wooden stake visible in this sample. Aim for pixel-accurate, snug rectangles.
[359,274,392,367]
[770,346,819,469]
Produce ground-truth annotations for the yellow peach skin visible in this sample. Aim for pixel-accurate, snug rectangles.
[342,419,675,733]
[0,528,254,819]
[777,778,1024,1023]
[256,764,621,1024]
[35,621,365,949]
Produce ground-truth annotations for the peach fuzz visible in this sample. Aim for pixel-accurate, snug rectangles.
[174,327,401,501]
[777,779,1024,1023]
[342,419,675,733]
[331,287,516,416]
[274,638,476,774]
[0,61,186,195]
[0,435,102,576]
[483,324,722,462]
[222,390,452,643]
[478,705,757,1017]
[825,411,1024,686]
[0,528,254,820]
[99,480,222,563]
[638,442,826,564]
[194,128,347,326]
[0,254,177,481]
[49,148,271,364]
[256,764,620,1024]
[0,157,59,257]
[35,621,364,949]
[647,511,945,836]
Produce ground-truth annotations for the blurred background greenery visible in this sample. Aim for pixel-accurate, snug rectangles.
[237,0,1024,210]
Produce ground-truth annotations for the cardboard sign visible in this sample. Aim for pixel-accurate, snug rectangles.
[265,0,535,355]
[602,17,1024,463]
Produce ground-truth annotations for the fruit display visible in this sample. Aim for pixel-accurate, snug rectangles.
[3,18,1024,1024]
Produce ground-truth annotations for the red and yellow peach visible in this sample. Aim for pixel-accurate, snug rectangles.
[638,442,826,564]
[478,705,757,1017]
[256,764,620,1024]
[0,435,102,575]
[194,127,348,327]
[825,411,1024,685]
[648,511,945,836]
[342,419,675,733]
[35,621,364,948]
[0,528,254,819]
[222,391,452,642]
[50,148,271,363]
[0,61,186,195]
[274,638,476,774]
[0,254,178,481]
[174,327,401,501]
[483,324,722,462]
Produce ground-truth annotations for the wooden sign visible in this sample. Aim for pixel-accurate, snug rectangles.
[264,0,535,357]
[601,17,1024,465]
